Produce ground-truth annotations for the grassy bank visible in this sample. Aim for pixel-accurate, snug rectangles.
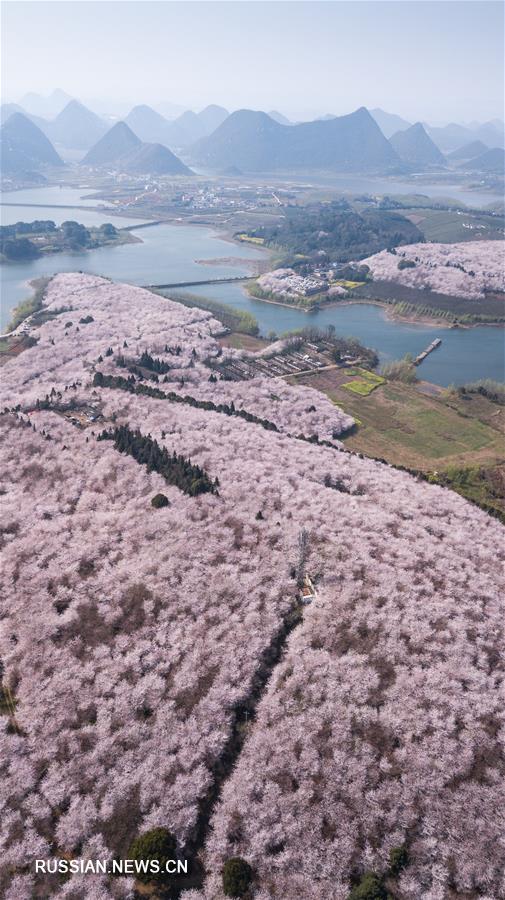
[157,290,260,335]
[6,276,52,332]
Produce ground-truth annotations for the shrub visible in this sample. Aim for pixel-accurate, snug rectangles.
[128,827,177,884]
[398,258,416,270]
[348,872,387,900]
[389,844,409,876]
[381,355,418,383]
[222,857,253,897]
[151,493,169,509]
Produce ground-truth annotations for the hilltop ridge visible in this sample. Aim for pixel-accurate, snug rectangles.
[191,106,401,172]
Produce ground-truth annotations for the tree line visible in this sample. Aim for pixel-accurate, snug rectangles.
[93,371,280,432]
[97,424,218,497]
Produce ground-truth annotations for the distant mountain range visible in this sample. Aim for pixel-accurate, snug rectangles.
[458,147,505,175]
[447,140,489,161]
[19,89,73,119]
[390,122,446,167]
[0,113,64,175]
[370,108,504,153]
[426,121,504,152]
[1,102,25,124]
[81,121,191,174]
[1,99,107,151]
[2,93,504,178]
[124,105,177,146]
[191,107,401,172]
[370,108,412,138]
[122,104,229,149]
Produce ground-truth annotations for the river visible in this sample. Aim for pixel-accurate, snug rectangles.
[1,185,503,386]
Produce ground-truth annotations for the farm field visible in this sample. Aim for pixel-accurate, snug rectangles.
[286,368,505,517]
[402,207,505,242]
[286,369,504,469]
[341,367,385,396]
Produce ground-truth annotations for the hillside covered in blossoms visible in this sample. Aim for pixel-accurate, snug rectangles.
[362,239,505,299]
[1,274,504,900]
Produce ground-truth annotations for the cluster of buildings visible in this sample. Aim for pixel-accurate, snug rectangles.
[99,179,294,216]
[257,268,328,299]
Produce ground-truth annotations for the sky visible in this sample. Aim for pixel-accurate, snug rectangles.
[1,1,504,123]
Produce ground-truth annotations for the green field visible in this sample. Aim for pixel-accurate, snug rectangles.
[289,371,505,518]
[342,368,385,396]
[402,208,505,242]
[288,364,503,478]
[335,382,504,465]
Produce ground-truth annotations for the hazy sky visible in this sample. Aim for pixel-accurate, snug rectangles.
[2,1,504,123]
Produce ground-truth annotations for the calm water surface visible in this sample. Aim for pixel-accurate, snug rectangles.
[180,281,505,387]
[1,186,503,385]
[0,221,265,330]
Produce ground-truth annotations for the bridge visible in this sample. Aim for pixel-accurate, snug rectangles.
[145,276,251,290]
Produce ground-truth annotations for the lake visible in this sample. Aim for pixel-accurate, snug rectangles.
[0,185,151,229]
[0,221,266,331]
[179,281,504,386]
[1,186,503,385]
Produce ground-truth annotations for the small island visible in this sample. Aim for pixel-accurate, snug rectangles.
[0,219,139,262]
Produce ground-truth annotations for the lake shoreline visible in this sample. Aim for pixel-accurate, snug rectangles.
[243,283,505,329]
[2,194,503,385]
[0,230,142,266]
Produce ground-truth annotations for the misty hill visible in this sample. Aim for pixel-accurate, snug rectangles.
[370,108,412,138]
[19,89,73,118]
[427,120,504,153]
[1,103,24,124]
[198,104,229,134]
[447,140,489,161]
[268,110,291,125]
[81,121,191,174]
[168,110,206,146]
[1,105,49,132]
[123,142,192,175]
[124,105,227,150]
[156,100,186,119]
[0,113,64,172]
[45,100,108,150]
[470,120,505,149]
[460,147,505,175]
[220,165,244,176]
[124,105,175,145]
[81,121,141,165]
[390,122,446,167]
[191,107,400,172]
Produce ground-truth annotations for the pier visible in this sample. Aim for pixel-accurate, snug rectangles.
[414,338,442,365]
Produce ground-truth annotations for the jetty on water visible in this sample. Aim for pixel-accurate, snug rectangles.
[414,338,442,366]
